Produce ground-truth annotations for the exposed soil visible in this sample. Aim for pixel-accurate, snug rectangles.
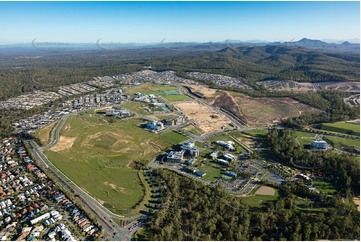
[173,100,231,133]
[257,80,360,92]
[186,84,219,101]
[50,136,76,152]
[255,185,276,196]
[104,182,126,193]
[213,92,321,125]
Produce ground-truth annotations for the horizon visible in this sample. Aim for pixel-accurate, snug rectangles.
[0,1,359,45]
[0,37,360,47]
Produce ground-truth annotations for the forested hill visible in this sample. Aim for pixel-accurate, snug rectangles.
[0,42,359,100]
[153,44,360,83]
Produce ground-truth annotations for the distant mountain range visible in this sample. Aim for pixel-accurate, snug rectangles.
[0,38,359,56]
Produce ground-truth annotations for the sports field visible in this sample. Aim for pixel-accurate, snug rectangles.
[44,111,187,215]
[126,83,190,102]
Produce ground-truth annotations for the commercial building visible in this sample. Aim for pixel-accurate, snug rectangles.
[166,150,185,163]
[311,140,327,149]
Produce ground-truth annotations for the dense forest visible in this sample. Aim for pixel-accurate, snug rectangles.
[137,169,359,241]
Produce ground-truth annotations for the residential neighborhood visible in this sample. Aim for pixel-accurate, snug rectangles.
[0,137,100,241]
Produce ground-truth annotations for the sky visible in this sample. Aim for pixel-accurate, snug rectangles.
[0,1,359,44]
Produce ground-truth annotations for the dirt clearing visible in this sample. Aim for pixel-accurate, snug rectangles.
[255,186,276,196]
[173,101,231,133]
[186,84,219,100]
[50,136,76,152]
[213,92,321,125]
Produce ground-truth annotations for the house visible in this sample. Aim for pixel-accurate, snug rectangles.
[30,212,50,225]
[167,150,185,163]
[311,140,327,149]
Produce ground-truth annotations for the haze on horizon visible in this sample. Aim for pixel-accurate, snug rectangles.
[0,1,359,44]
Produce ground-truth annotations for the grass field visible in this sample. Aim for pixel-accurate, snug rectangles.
[44,111,187,215]
[241,129,268,138]
[126,83,190,102]
[318,122,360,136]
[323,136,359,150]
[312,180,337,195]
[121,102,150,115]
[199,164,222,182]
[293,196,327,212]
[33,121,58,146]
[241,188,279,208]
[294,130,359,150]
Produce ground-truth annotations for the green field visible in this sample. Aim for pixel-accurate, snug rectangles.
[126,83,190,102]
[44,111,187,215]
[323,136,359,150]
[241,129,268,137]
[295,131,318,146]
[295,130,359,150]
[293,196,327,212]
[121,102,150,115]
[240,189,279,208]
[318,122,360,136]
[312,180,337,195]
[200,164,222,182]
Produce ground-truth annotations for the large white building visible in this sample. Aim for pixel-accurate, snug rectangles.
[311,140,327,149]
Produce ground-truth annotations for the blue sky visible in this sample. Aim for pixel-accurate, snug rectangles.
[0,1,359,44]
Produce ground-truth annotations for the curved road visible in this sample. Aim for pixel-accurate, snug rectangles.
[40,114,71,151]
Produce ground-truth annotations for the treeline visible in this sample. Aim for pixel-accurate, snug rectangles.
[268,129,360,195]
[137,169,359,241]
[283,92,359,128]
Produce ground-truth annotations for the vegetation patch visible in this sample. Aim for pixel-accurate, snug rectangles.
[199,164,222,182]
[43,112,188,215]
[318,122,360,136]
[32,121,58,146]
[312,180,337,195]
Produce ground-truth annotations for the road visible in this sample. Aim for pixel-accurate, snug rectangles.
[40,114,71,151]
